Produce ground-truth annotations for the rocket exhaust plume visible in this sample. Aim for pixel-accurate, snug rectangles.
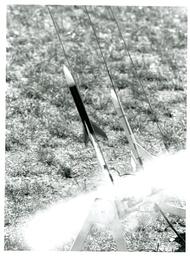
[22,150,186,250]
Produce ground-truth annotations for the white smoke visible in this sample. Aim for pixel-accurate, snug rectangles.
[113,150,188,202]
[22,150,187,250]
[22,193,96,250]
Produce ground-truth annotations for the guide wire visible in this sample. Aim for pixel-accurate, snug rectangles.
[47,6,77,85]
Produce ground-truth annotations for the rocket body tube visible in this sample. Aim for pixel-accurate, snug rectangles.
[69,85,94,136]
[63,65,107,145]
[63,65,94,136]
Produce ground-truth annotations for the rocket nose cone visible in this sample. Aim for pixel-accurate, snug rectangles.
[63,65,75,86]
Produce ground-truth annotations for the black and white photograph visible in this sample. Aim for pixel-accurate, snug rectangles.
[4,2,187,252]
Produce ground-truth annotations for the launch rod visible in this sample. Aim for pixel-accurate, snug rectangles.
[83,6,144,168]
[154,203,185,245]
[86,125,114,183]
[110,89,143,167]
[47,6,76,83]
[63,65,114,184]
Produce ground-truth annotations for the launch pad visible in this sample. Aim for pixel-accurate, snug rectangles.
[71,198,126,251]
[70,193,185,251]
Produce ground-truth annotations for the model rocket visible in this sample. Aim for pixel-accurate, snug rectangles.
[63,64,114,182]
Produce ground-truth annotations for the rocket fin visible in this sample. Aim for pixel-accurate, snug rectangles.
[83,120,108,146]
[136,142,154,161]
